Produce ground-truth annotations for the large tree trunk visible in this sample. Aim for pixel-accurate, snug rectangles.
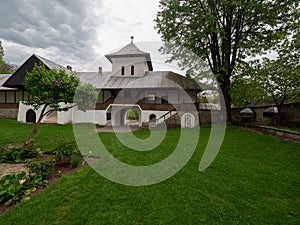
[22,104,50,148]
[277,105,282,127]
[220,83,232,123]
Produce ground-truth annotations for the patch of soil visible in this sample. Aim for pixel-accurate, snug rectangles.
[0,157,88,215]
[0,163,29,178]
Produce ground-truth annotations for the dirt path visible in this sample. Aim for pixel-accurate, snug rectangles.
[0,163,29,178]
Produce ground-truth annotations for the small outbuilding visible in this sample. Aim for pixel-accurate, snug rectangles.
[263,106,278,117]
[239,108,254,126]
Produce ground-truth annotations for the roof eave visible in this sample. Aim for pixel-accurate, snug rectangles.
[105,53,153,71]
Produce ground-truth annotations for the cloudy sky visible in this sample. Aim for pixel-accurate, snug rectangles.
[0,0,165,72]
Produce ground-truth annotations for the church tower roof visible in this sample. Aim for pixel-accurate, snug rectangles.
[105,37,153,71]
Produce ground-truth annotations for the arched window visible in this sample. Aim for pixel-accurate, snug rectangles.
[121,66,125,75]
[131,65,134,75]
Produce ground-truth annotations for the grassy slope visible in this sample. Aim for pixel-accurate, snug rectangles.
[0,119,299,224]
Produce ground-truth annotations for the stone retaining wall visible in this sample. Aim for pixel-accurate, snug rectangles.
[0,109,18,119]
[253,125,300,143]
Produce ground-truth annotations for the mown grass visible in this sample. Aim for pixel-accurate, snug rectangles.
[0,119,299,224]
[0,118,75,152]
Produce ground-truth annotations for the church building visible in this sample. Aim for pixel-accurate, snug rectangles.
[1,38,203,128]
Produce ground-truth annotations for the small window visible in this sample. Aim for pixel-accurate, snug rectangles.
[6,91,15,103]
[121,66,125,75]
[131,65,134,75]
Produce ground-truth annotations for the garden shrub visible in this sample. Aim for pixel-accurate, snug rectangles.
[0,146,42,163]
[0,172,36,206]
[53,142,82,167]
[24,157,55,181]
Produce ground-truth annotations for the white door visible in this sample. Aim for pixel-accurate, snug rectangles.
[181,113,195,128]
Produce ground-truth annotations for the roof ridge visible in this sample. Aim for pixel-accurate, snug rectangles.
[34,54,72,74]
[106,42,149,56]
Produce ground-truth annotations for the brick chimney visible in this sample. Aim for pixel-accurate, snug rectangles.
[98,66,102,74]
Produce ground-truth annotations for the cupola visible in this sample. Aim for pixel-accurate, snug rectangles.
[105,37,153,76]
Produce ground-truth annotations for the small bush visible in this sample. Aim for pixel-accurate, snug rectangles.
[0,172,36,206]
[53,142,82,166]
[0,146,42,163]
[24,157,55,181]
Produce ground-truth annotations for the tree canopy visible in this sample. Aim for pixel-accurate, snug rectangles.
[231,26,300,111]
[155,0,299,121]
[23,64,98,146]
[24,64,80,111]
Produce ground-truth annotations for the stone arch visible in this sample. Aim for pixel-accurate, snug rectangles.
[125,108,140,126]
[26,109,36,123]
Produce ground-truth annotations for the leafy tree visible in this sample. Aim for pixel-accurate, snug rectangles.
[0,40,15,74]
[23,64,98,147]
[255,58,299,119]
[231,61,266,108]
[231,55,300,124]
[155,0,299,121]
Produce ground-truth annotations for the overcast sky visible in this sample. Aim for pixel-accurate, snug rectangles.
[0,0,166,72]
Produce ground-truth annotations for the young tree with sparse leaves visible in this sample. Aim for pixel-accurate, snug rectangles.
[155,0,299,122]
[23,64,98,147]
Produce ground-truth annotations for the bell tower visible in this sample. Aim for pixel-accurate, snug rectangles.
[105,37,153,76]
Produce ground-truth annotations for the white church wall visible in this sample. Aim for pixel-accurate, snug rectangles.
[56,103,75,124]
[141,110,169,123]
[17,102,44,123]
[72,106,106,125]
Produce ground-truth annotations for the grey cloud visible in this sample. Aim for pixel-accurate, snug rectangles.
[0,0,106,68]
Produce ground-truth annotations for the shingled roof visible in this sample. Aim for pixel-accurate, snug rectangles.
[77,71,202,91]
[105,38,153,71]
[0,74,17,90]
[3,54,71,88]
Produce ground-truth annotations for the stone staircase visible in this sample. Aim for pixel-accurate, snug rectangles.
[43,111,57,124]
[154,110,181,128]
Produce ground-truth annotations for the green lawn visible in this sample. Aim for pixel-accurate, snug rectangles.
[0,118,299,224]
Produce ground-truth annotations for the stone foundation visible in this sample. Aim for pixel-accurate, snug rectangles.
[0,109,18,119]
